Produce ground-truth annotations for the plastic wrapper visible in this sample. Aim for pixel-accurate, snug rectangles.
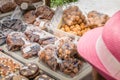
[1,19,26,32]
[34,17,50,30]
[38,44,62,71]
[0,18,27,45]
[6,32,29,51]
[25,26,57,46]
[87,11,110,28]
[0,17,26,31]
[21,43,41,59]
[0,0,17,13]
[62,6,86,26]
[11,6,23,20]
[23,10,37,24]
[35,6,54,20]
[55,37,78,60]
[24,26,42,42]
[59,58,83,77]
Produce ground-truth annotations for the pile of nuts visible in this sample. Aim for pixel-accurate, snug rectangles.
[39,45,58,71]
[57,37,77,60]
[61,23,90,36]
[60,6,91,36]
[59,58,82,77]
[0,57,20,76]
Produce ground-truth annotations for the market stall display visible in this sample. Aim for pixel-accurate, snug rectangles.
[1,1,115,80]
